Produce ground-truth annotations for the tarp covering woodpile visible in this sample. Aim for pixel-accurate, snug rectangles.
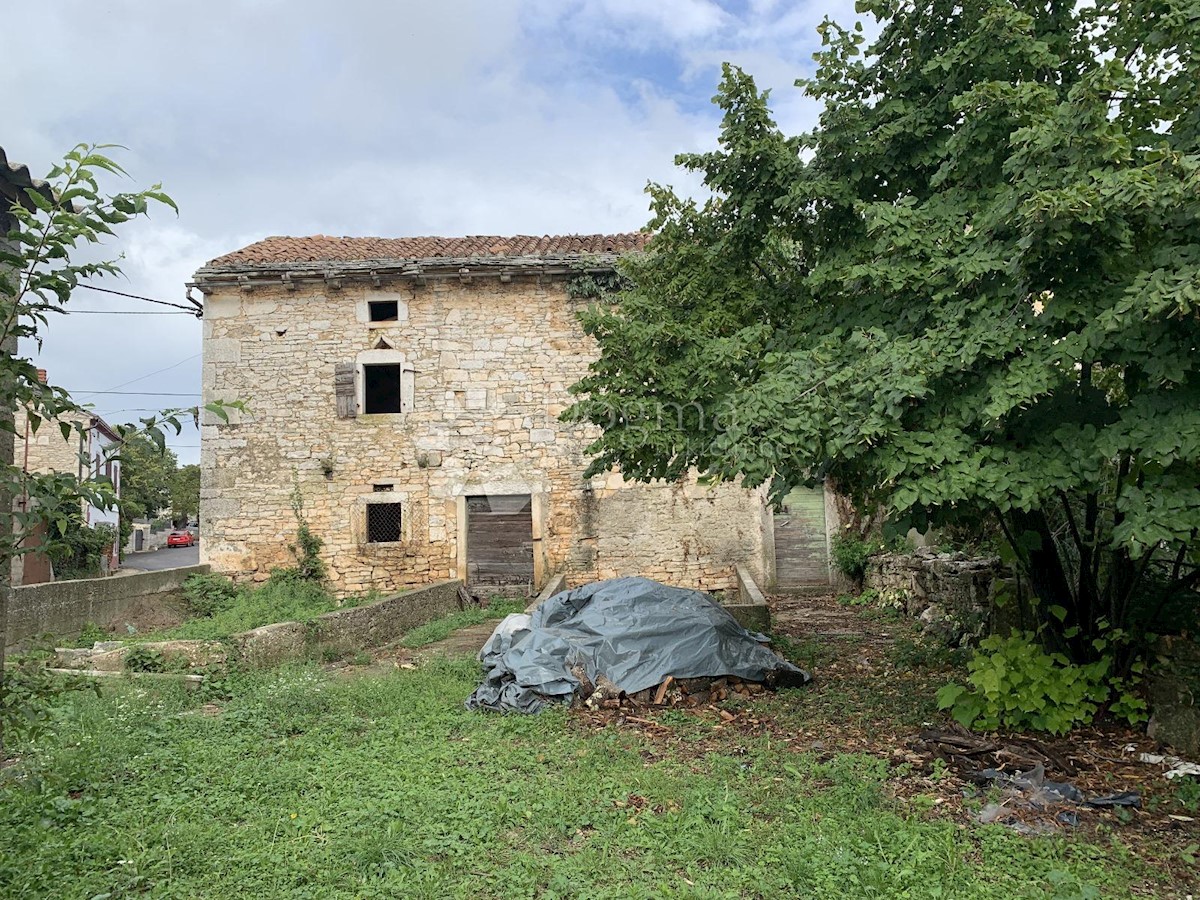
[466,577,810,713]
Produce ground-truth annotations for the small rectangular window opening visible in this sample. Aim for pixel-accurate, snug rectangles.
[372,483,394,492]
[363,364,402,414]
[368,300,399,322]
[367,502,402,543]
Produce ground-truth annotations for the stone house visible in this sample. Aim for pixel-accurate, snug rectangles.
[11,387,122,584]
[192,234,835,597]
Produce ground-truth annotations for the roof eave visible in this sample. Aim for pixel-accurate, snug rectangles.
[192,252,628,291]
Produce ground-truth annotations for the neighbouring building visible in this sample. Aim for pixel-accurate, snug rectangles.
[10,374,122,584]
[193,234,836,597]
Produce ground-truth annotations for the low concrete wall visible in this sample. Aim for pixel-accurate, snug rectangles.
[236,579,466,667]
[56,578,469,670]
[727,565,771,632]
[8,564,210,647]
[526,573,567,613]
[311,579,464,653]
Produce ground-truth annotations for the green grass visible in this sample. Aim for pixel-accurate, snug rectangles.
[398,599,527,649]
[138,576,343,642]
[0,659,1160,899]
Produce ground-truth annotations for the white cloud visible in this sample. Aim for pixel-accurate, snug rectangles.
[6,0,864,464]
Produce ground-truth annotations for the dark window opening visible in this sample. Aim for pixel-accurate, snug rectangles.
[367,502,402,543]
[368,300,398,322]
[364,364,402,414]
[372,484,394,492]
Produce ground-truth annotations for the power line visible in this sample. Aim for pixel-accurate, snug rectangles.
[77,353,202,398]
[84,391,200,397]
[78,283,201,315]
[69,310,193,316]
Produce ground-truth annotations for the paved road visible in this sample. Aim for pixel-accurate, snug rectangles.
[123,544,200,571]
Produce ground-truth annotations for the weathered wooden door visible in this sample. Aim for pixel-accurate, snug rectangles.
[466,494,534,591]
[773,486,830,589]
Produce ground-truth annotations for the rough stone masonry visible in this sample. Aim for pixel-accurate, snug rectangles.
[192,235,779,597]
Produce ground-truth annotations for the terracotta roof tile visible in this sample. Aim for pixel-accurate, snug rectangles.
[206,233,649,268]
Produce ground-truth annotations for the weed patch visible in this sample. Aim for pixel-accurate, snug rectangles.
[0,660,1163,898]
[398,599,526,649]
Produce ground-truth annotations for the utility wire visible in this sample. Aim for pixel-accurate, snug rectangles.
[76,353,202,398]
[84,391,200,397]
[78,283,201,315]
[69,310,193,316]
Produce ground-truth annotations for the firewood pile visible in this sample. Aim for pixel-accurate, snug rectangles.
[572,671,769,711]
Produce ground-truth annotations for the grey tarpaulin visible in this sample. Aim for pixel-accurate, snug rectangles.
[466,577,810,713]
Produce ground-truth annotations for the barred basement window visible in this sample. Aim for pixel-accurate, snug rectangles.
[366,502,402,543]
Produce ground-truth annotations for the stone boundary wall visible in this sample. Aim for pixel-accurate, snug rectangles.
[8,565,210,648]
[863,550,1011,644]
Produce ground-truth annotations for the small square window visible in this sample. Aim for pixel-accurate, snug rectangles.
[368,300,399,322]
[363,364,402,414]
[367,502,402,543]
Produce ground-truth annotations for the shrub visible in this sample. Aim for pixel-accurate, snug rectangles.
[182,574,240,617]
[936,632,1112,735]
[831,535,877,587]
[47,522,119,579]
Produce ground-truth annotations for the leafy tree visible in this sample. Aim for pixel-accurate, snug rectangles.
[170,464,200,527]
[565,1,1199,664]
[118,429,178,520]
[1,145,240,752]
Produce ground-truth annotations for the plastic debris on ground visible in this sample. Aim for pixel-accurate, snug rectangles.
[1127,746,1200,780]
[973,763,1141,834]
[466,576,809,713]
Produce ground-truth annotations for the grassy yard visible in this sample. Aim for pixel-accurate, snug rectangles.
[0,649,1175,899]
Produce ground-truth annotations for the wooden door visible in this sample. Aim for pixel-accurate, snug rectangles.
[773,486,830,589]
[466,494,534,591]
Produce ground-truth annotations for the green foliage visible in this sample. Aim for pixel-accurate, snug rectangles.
[397,598,527,649]
[563,4,1200,663]
[152,574,339,642]
[181,573,240,618]
[837,588,879,608]
[285,474,326,583]
[116,431,178,520]
[0,144,244,751]
[0,657,96,745]
[890,636,967,672]
[70,622,108,649]
[45,520,117,580]
[123,646,168,674]
[937,632,1113,734]
[169,463,200,526]
[831,535,877,585]
[0,662,1150,897]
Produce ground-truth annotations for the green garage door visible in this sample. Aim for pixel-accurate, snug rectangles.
[774,486,830,589]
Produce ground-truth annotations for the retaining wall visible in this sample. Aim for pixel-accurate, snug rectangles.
[235,578,466,667]
[8,565,210,648]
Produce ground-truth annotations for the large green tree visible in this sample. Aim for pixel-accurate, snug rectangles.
[566,0,1200,661]
[170,464,200,527]
[117,430,178,520]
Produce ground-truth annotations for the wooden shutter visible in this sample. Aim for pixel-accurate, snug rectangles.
[334,362,357,418]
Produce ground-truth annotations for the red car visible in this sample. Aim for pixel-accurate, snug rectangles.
[166,530,196,548]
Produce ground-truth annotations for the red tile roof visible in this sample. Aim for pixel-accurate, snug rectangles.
[207,233,648,268]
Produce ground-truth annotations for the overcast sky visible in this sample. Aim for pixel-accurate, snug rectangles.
[10,0,858,466]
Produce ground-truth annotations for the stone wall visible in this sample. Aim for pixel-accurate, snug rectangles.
[199,276,770,596]
[7,564,210,647]
[864,550,1011,644]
